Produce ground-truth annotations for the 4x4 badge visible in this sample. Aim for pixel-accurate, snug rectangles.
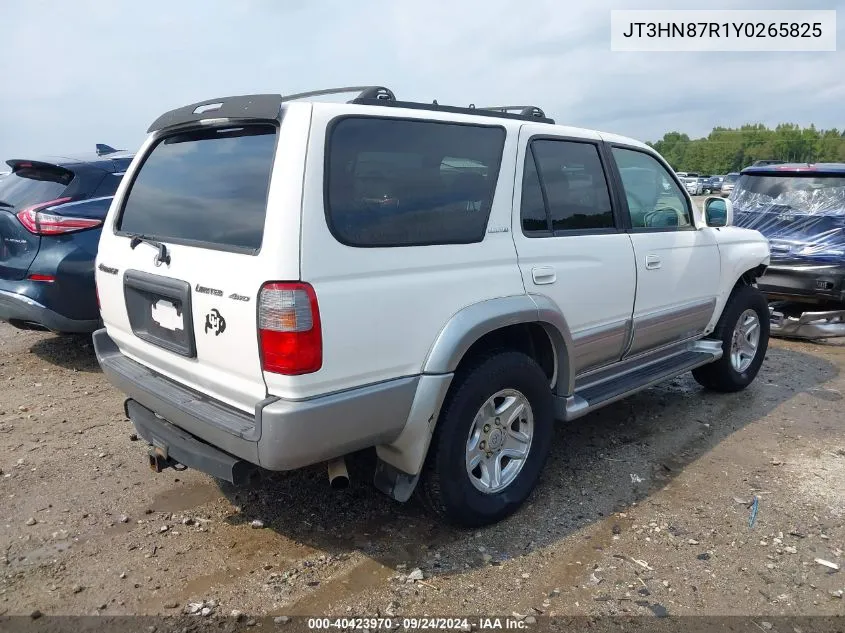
[204,309,226,336]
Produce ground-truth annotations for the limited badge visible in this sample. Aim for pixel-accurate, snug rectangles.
[204,309,226,336]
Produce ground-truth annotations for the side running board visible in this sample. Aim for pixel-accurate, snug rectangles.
[555,341,722,421]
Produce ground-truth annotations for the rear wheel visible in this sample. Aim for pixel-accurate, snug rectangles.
[692,285,769,392]
[418,351,554,527]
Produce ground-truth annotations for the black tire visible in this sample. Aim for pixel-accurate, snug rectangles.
[418,351,554,527]
[692,285,769,392]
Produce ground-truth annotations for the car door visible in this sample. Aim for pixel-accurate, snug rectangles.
[512,126,636,375]
[607,144,720,356]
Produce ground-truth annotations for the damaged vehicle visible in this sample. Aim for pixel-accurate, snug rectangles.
[94,87,771,526]
[732,163,845,338]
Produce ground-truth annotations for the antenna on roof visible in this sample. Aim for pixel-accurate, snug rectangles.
[96,144,120,156]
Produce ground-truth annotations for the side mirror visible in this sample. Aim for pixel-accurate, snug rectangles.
[703,196,733,227]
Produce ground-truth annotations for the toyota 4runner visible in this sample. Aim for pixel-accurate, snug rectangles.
[93,87,771,526]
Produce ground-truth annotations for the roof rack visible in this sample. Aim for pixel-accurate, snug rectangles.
[281,86,396,103]
[148,87,555,133]
[281,85,555,123]
[478,105,549,120]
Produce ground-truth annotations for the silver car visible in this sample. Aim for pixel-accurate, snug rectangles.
[721,172,739,197]
[683,174,702,195]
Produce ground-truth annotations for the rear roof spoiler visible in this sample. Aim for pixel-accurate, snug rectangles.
[147,94,283,133]
[6,158,72,173]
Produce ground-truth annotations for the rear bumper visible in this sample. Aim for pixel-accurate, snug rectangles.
[93,329,417,476]
[0,288,100,333]
[758,261,845,303]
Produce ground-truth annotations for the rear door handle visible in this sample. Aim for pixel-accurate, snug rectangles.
[645,255,661,270]
[532,266,557,285]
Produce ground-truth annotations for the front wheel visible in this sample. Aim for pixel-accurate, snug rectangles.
[418,351,554,527]
[692,285,770,392]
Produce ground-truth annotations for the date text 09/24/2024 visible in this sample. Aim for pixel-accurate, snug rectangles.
[307,617,529,630]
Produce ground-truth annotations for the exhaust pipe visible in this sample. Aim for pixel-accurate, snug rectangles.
[327,457,350,490]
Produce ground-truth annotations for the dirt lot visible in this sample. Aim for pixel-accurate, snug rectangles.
[0,321,843,622]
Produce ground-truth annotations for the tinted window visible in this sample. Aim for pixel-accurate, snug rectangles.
[326,118,505,247]
[521,140,614,233]
[612,147,692,229]
[0,166,72,210]
[520,151,550,233]
[118,125,277,252]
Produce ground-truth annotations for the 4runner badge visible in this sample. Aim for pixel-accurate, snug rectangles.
[204,309,226,336]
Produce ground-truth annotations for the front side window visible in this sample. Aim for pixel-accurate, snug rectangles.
[520,139,615,235]
[612,147,692,229]
[325,118,505,247]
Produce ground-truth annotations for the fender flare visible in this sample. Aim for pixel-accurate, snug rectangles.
[422,294,575,395]
[374,295,575,500]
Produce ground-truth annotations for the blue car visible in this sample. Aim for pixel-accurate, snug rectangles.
[0,145,132,333]
[704,175,724,194]
[732,162,845,305]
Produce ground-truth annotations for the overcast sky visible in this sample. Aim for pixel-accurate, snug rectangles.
[1,0,842,163]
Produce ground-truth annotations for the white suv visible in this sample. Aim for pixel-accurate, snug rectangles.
[94,87,771,526]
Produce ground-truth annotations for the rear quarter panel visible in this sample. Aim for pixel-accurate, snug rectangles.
[286,104,526,399]
[29,227,102,320]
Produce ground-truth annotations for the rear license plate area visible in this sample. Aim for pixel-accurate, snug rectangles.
[124,270,196,357]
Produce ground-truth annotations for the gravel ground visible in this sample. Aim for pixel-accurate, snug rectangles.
[0,321,843,621]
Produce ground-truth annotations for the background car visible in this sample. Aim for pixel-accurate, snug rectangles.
[721,172,739,197]
[704,175,724,194]
[733,163,845,303]
[682,172,702,195]
[0,145,132,333]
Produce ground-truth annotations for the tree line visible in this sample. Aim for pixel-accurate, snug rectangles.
[647,124,845,175]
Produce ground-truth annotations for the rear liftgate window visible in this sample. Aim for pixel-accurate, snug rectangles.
[118,124,277,252]
[325,118,506,247]
[0,165,73,208]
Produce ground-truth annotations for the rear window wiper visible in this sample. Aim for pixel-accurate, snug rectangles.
[0,201,14,209]
[128,234,171,266]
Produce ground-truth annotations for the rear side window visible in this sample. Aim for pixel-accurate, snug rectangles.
[0,166,72,210]
[118,125,277,252]
[326,118,505,247]
[521,139,614,234]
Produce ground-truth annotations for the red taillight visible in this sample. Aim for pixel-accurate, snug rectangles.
[258,282,322,375]
[27,274,55,282]
[16,197,102,235]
